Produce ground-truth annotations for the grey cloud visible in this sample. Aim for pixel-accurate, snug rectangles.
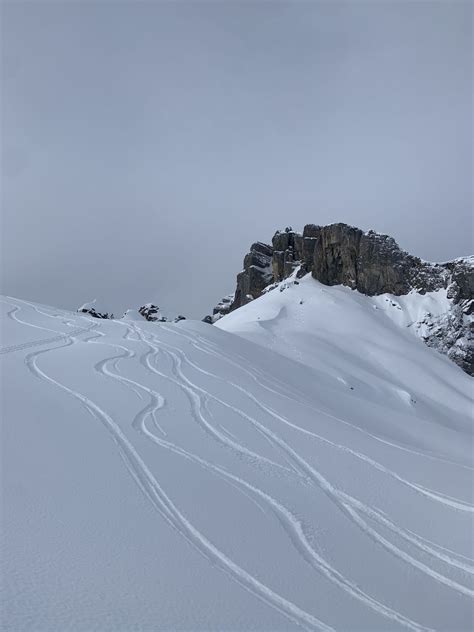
[1,1,472,318]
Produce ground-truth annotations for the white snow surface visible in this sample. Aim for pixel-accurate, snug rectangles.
[1,286,473,631]
[121,308,145,322]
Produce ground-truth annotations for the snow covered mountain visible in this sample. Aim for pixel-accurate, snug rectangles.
[209,224,473,376]
[1,279,472,631]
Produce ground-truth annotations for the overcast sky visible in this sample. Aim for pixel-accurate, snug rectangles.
[1,1,472,318]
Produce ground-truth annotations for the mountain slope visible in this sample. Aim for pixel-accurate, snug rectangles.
[216,273,472,433]
[211,224,473,376]
[1,294,473,631]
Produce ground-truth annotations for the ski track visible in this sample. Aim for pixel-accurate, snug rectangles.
[4,302,335,629]
[139,328,474,597]
[4,301,473,630]
[0,324,96,355]
[162,324,474,472]
[157,331,474,514]
[143,342,474,577]
[19,320,336,632]
[128,326,296,477]
[90,325,434,631]
[1,300,97,353]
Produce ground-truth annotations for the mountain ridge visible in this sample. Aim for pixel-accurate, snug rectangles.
[209,223,473,376]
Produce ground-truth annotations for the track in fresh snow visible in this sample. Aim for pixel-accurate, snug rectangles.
[1,297,473,631]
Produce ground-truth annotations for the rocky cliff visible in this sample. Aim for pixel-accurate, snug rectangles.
[209,223,473,375]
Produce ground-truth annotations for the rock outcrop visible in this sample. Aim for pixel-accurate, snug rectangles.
[77,300,113,319]
[139,303,163,322]
[139,303,186,323]
[417,257,473,375]
[311,224,445,295]
[210,294,234,322]
[232,242,274,310]
[211,223,473,375]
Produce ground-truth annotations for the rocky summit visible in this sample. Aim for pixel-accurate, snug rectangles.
[208,223,473,376]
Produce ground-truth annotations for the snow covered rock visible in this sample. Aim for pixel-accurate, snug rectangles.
[77,299,113,319]
[233,242,274,309]
[210,223,473,375]
[212,294,235,321]
[138,303,162,322]
[415,257,474,375]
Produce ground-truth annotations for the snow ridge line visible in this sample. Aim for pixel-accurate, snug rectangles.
[3,300,74,335]
[1,299,98,355]
[162,324,474,471]
[162,333,474,515]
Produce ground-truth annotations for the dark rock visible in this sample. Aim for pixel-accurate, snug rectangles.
[309,224,446,296]
[78,308,111,319]
[303,224,321,238]
[77,301,112,319]
[272,231,292,253]
[444,259,474,304]
[231,241,273,310]
[312,224,362,290]
[209,294,235,322]
[272,229,301,281]
[272,250,285,282]
[139,304,161,322]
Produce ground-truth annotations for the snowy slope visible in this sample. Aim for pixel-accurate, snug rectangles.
[217,274,472,428]
[1,292,473,631]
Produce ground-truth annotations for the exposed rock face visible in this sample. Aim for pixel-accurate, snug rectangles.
[311,224,444,296]
[202,294,234,325]
[212,223,473,375]
[272,227,302,281]
[445,258,474,306]
[211,294,234,322]
[232,242,274,310]
[223,223,451,307]
[299,224,321,275]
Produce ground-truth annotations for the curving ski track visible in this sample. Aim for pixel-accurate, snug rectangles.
[1,298,473,631]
